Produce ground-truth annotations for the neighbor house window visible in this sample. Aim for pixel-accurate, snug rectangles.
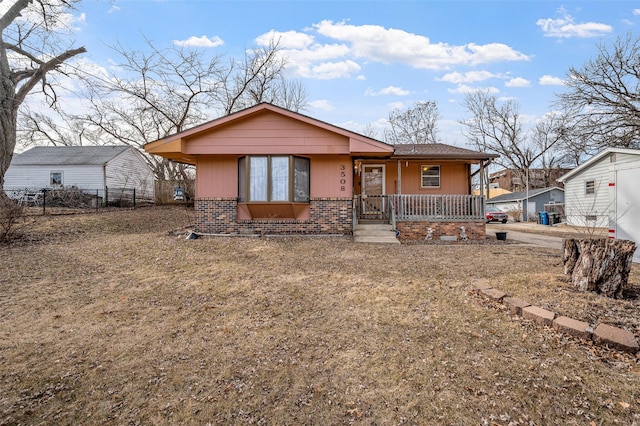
[238,155,310,202]
[50,171,63,187]
[585,180,595,195]
[421,165,440,188]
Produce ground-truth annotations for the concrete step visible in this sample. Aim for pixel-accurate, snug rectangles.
[354,223,400,244]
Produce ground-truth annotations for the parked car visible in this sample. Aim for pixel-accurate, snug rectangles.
[485,205,508,223]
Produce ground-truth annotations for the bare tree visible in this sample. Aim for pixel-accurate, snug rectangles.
[556,33,640,154]
[461,90,567,191]
[0,0,86,190]
[63,37,307,181]
[384,101,439,144]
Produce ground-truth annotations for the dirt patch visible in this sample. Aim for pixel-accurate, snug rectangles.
[1,206,639,425]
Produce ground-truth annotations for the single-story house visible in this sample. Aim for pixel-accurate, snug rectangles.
[145,103,497,240]
[558,147,640,262]
[486,187,565,222]
[4,145,155,201]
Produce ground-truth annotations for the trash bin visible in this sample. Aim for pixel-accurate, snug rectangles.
[547,212,555,226]
[539,211,549,226]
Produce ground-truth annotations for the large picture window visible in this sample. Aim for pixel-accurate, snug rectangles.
[421,165,440,188]
[239,155,310,202]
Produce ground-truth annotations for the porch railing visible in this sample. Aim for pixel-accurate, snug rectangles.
[355,194,485,222]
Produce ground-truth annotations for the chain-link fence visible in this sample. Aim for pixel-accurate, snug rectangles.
[3,187,145,215]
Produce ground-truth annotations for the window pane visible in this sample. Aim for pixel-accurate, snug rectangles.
[421,165,440,187]
[294,157,310,202]
[270,156,290,201]
[249,156,268,201]
[50,172,62,187]
[585,180,595,195]
[238,157,247,202]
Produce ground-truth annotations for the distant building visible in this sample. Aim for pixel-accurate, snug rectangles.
[4,146,155,201]
[486,187,565,222]
[489,168,570,192]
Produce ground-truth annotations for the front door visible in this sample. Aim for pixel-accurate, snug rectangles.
[362,165,386,219]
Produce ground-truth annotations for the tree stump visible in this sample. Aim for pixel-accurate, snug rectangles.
[562,238,637,298]
[562,239,580,275]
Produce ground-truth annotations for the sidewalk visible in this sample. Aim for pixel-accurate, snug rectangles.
[486,222,606,249]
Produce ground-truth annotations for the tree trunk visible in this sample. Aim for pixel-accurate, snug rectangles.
[563,238,637,298]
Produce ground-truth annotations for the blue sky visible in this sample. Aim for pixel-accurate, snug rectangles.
[22,1,640,147]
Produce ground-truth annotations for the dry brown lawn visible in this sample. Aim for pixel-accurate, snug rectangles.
[1,206,639,425]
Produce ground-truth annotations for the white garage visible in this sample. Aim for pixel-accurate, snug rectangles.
[558,147,640,263]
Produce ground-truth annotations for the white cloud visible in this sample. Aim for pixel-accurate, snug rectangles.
[505,77,530,88]
[633,9,640,15]
[365,86,410,96]
[313,20,530,70]
[255,20,530,80]
[536,11,612,38]
[310,60,361,80]
[309,99,334,111]
[255,30,314,49]
[438,70,497,84]
[173,35,224,48]
[539,75,566,86]
[448,85,500,95]
[108,5,121,14]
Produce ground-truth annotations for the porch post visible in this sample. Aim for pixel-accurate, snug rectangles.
[479,160,485,199]
[397,159,402,194]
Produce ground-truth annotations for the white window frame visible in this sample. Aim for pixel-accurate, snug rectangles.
[585,179,595,195]
[50,171,63,187]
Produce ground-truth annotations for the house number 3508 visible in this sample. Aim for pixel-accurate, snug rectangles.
[340,164,347,191]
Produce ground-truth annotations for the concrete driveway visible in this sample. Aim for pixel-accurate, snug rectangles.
[486,223,567,249]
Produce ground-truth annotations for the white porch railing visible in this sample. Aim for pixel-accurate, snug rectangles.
[355,194,485,222]
[391,194,485,221]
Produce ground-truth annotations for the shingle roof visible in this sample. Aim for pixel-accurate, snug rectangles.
[392,143,498,160]
[487,186,563,203]
[11,146,131,166]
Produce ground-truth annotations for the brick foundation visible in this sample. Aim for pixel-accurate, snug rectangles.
[194,197,352,235]
[395,220,486,241]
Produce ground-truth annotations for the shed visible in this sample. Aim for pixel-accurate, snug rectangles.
[486,187,564,222]
[558,147,640,262]
[4,146,155,201]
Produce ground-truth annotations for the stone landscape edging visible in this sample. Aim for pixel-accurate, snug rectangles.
[471,280,640,354]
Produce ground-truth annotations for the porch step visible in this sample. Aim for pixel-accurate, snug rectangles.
[354,224,400,244]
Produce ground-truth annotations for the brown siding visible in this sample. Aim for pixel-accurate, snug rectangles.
[185,111,351,155]
[358,160,470,195]
[195,156,237,198]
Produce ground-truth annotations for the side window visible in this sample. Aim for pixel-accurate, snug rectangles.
[421,165,440,188]
[585,180,595,195]
[50,171,63,187]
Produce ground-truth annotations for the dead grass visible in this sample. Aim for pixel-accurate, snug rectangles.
[1,206,639,425]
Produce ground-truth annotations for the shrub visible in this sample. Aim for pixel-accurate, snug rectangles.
[0,195,27,243]
[506,208,522,222]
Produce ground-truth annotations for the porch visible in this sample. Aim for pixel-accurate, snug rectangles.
[354,194,487,240]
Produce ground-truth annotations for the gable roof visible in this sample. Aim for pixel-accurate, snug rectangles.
[145,103,394,163]
[392,143,498,161]
[11,146,131,166]
[558,147,640,182]
[487,186,563,203]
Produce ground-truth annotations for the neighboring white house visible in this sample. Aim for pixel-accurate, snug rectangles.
[4,146,155,201]
[558,147,640,262]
